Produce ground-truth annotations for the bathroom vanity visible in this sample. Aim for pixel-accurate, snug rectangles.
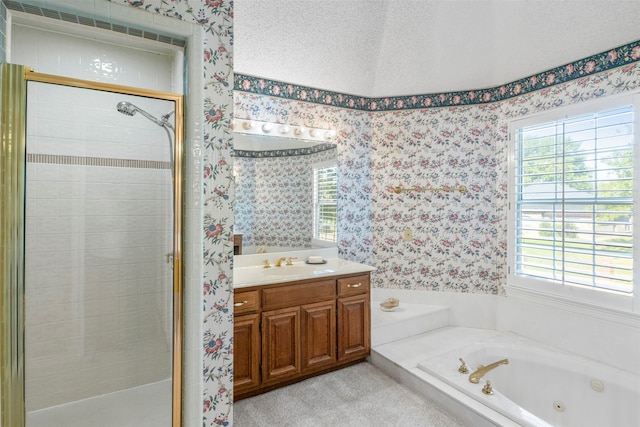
[233,252,374,400]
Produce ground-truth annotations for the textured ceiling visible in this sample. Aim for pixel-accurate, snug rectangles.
[234,0,640,97]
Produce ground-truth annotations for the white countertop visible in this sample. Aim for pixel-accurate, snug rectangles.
[233,250,375,289]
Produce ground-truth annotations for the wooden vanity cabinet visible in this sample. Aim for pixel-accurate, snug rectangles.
[233,290,260,395]
[337,295,370,361]
[301,300,336,371]
[261,306,300,384]
[337,275,371,361]
[234,272,370,400]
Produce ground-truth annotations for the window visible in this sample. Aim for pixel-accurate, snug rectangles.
[313,161,337,243]
[510,100,636,301]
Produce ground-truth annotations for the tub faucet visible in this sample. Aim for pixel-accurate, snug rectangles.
[469,358,509,384]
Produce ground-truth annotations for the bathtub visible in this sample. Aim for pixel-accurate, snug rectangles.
[417,332,640,427]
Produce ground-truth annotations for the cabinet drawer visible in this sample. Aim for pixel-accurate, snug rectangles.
[262,279,336,311]
[234,290,259,315]
[337,274,370,296]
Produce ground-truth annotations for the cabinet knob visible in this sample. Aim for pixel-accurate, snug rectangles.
[234,300,248,307]
[347,283,362,288]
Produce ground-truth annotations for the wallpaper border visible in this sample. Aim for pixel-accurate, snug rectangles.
[233,142,336,158]
[235,38,640,111]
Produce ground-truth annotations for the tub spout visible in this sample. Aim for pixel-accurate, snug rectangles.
[469,358,509,384]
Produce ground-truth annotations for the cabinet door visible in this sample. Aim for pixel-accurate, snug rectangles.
[337,294,370,361]
[301,300,336,372]
[234,313,261,394]
[262,307,300,384]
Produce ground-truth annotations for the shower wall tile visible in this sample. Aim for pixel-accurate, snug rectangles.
[20,25,176,410]
[12,25,175,93]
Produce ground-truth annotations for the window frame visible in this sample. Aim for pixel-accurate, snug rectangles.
[312,159,338,247]
[507,93,640,314]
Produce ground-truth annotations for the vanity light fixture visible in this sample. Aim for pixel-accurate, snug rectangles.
[234,118,336,144]
[324,130,337,140]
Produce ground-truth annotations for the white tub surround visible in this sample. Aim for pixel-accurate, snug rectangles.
[233,247,375,288]
[498,286,640,377]
[371,303,449,347]
[371,288,499,330]
[418,330,639,427]
[372,315,640,427]
[371,326,513,427]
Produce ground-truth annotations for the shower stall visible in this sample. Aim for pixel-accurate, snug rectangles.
[1,65,183,427]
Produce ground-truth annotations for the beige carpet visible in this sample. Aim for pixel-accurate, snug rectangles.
[233,362,466,426]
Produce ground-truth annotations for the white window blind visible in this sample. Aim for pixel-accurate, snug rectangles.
[313,162,337,242]
[514,105,634,294]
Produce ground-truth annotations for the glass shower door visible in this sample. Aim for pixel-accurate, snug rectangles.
[24,80,176,427]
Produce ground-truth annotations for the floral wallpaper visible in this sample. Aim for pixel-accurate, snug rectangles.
[234,148,336,249]
[237,43,640,297]
[372,103,506,293]
[372,62,640,294]
[234,92,374,264]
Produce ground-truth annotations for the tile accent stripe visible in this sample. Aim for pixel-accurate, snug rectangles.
[235,39,640,111]
[4,0,186,47]
[27,153,170,170]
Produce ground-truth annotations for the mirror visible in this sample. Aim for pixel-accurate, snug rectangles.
[233,132,338,255]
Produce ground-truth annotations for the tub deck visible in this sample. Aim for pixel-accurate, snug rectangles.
[370,302,526,427]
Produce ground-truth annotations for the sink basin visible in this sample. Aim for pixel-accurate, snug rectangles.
[263,266,337,276]
[264,266,315,276]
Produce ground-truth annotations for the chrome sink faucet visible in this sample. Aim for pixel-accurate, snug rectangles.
[469,358,509,384]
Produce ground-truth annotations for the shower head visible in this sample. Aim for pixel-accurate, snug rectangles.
[116,101,137,116]
[116,99,176,177]
[116,100,173,131]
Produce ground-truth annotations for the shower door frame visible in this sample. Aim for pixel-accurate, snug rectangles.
[0,63,185,427]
